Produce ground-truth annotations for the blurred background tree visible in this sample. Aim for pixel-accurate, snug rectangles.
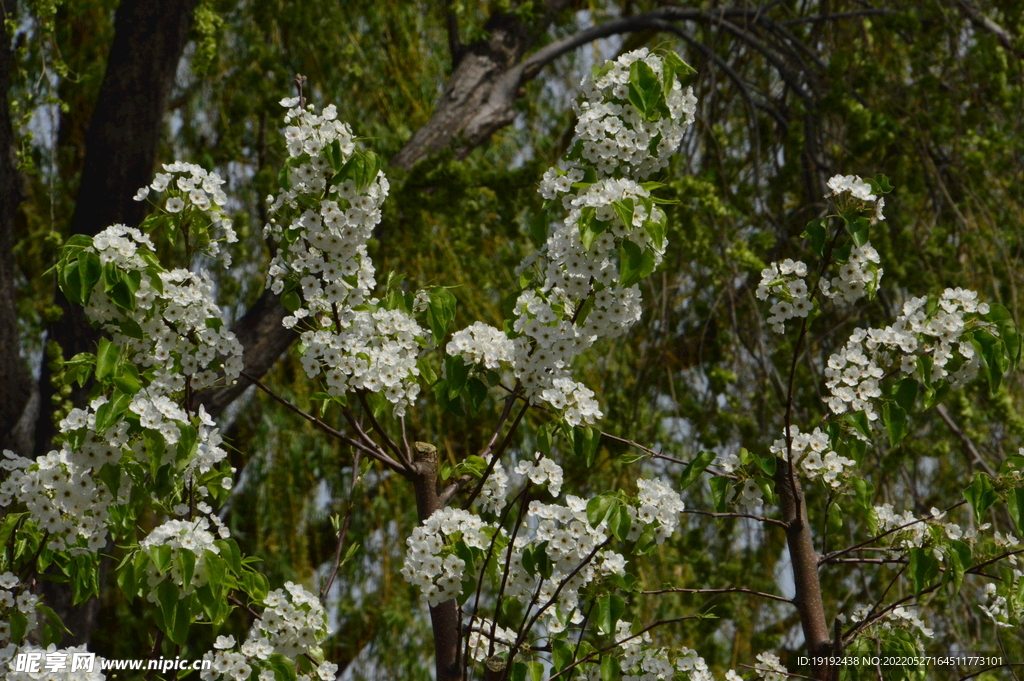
[2,0,1023,678]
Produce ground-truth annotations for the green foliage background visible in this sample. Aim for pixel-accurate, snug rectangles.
[8,0,1024,678]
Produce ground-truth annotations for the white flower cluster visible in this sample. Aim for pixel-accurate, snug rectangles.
[1,644,107,681]
[753,652,789,681]
[200,582,333,681]
[825,289,991,420]
[446,322,514,370]
[264,100,426,417]
[84,226,244,392]
[769,426,855,489]
[826,173,886,221]
[755,259,811,334]
[571,48,697,179]
[133,161,237,266]
[401,479,685,660]
[819,242,882,305]
[979,581,1021,629]
[0,572,40,651]
[400,508,489,607]
[635,478,686,542]
[737,479,764,513]
[1,443,118,554]
[444,50,694,426]
[500,482,680,632]
[140,516,227,597]
[850,603,933,639]
[514,453,564,497]
[466,619,517,662]
[615,621,713,681]
[477,455,509,515]
[871,505,963,550]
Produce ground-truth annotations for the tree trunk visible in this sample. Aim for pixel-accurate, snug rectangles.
[775,460,834,680]
[411,442,463,681]
[0,0,32,455]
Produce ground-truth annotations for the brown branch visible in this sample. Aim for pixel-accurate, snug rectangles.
[239,371,406,474]
[598,431,738,479]
[935,403,996,477]
[683,509,788,528]
[642,586,793,604]
[820,501,967,565]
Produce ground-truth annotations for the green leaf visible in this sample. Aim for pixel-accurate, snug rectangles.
[963,474,997,523]
[866,175,893,194]
[985,303,1021,370]
[95,338,119,381]
[974,329,1007,393]
[445,355,470,398]
[848,216,870,248]
[215,538,243,574]
[155,578,179,630]
[466,377,488,414]
[176,423,198,465]
[601,655,619,681]
[579,211,604,251]
[908,547,940,594]
[709,476,731,512]
[597,593,626,635]
[882,402,908,448]
[10,609,27,643]
[611,199,635,230]
[94,390,131,433]
[150,544,173,574]
[847,473,872,509]
[116,558,137,601]
[1007,488,1024,536]
[843,411,871,441]
[587,495,617,528]
[0,512,27,547]
[945,540,971,596]
[619,240,655,288]
[78,250,101,305]
[281,289,301,313]
[893,378,919,414]
[801,218,827,258]
[552,639,574,672]
[827,502,843,533]
[427,288,457,345]
[37,604,73,637]
[678,451,716,490]
[170,594,192,645]
[610,505,632,541]
[627,59,662,119]
[573,425,600,466]
[176,550,196,589]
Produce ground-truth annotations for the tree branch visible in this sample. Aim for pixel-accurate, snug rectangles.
[950,0,1024,58]
[642,586,793,604]
[240,371,407,474]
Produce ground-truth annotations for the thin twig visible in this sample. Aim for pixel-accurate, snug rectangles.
[641,586,793,604]
[240,371,405,473]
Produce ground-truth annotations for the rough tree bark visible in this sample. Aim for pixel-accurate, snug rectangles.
[0,0,32,455]
[411,443,463,681]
